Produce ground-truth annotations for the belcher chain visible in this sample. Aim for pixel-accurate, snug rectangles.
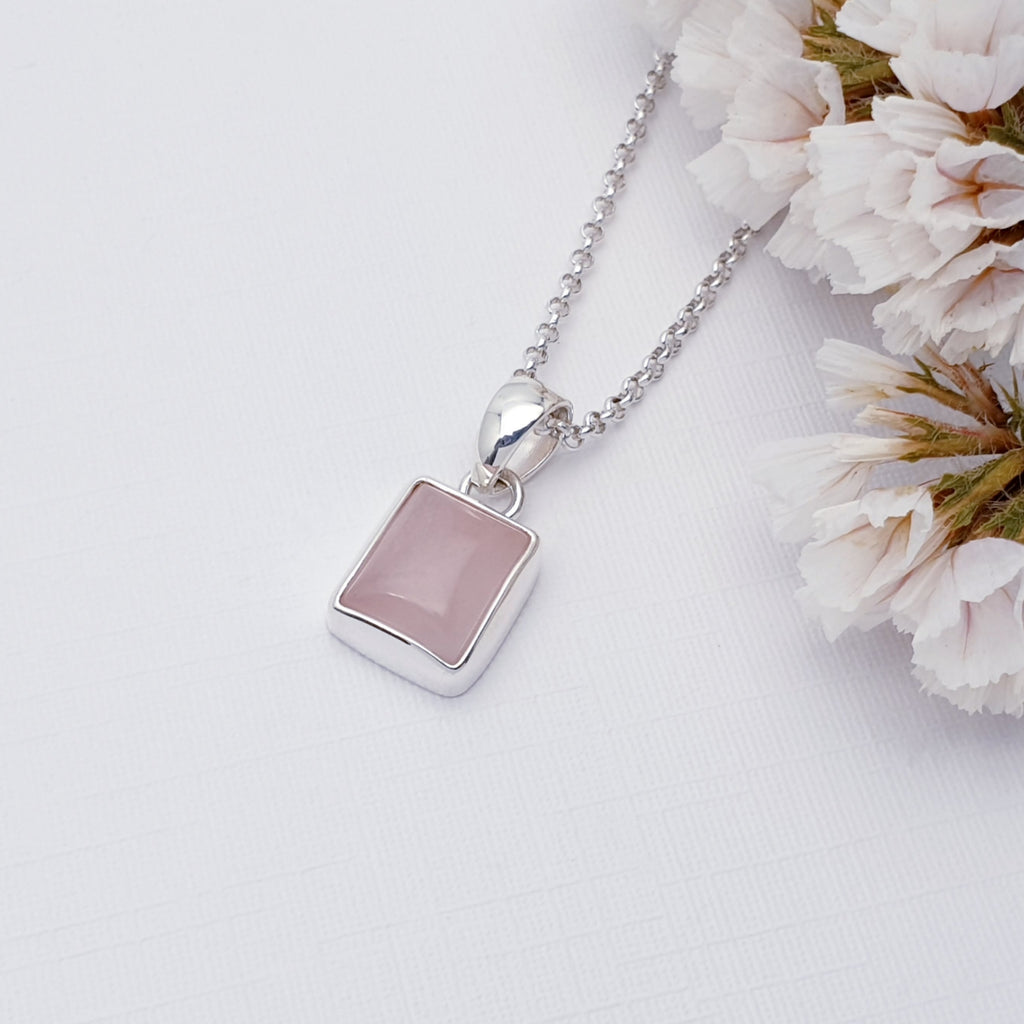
[516,51,753,450]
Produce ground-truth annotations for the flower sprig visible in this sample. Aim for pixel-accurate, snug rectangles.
[667,0,1024,366]
[757,338,1024,715]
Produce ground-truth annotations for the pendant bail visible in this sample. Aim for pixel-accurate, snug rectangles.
[471,376,571,491]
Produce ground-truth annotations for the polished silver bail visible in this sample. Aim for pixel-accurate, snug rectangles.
[471,376,571,491]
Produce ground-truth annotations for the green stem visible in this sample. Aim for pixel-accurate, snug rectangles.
[863,407,1020,459]
[934,448,1024,534]
[907,376,984,423]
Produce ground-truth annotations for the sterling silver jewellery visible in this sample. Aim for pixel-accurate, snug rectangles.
[327,53,752,695]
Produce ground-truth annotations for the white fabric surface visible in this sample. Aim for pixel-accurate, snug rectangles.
[4,2,1024,1021]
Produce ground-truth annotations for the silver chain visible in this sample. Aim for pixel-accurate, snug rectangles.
[517,51,753,450]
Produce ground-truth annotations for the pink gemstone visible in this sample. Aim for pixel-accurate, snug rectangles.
[339,480,534,668]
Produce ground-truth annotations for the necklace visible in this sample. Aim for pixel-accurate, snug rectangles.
[326,53,753,696]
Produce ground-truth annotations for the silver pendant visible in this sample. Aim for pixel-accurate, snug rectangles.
[326,377,570,696]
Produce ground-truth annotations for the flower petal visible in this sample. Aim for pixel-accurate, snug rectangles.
[890,0,1024,111]
[751,434,876,543]
[915,665,1024,715]
[673,0,748,129]
[912,583,1024,689]
[835,0,918,55]
[687,140,793,229]
[908,139,1024,232]
[797,485,939,634]
[873,241,1024,358]
[892,537,1024,638]
[815,337,920,410]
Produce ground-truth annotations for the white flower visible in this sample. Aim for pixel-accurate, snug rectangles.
[815,336,923,410]
[763,172,864,290]
[797,485,940,639]
[688,56,844,228]
[892,537,1024,638]
[674,0,845,227]
[889,538,1024,710]
[755,336,1024,715]
[767,97,975,293]
[834,0,917,56]
[890,0,1024,113]
[772,98,1024,361]
[673,0,811,131]
[672,0,1024,377]
[908,138,1024,234]
[618,0,693,49]
[834,431,922,463]
[752,431,920,543]
[874,239,1024,362]
[672,0,748,129]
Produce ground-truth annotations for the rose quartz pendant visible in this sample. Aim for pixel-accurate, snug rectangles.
[326,478,540,696]
[328,376,569,696]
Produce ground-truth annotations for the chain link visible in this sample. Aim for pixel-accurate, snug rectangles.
[517,51,753,449]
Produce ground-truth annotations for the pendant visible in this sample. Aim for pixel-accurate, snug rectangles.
[326,377,571,696]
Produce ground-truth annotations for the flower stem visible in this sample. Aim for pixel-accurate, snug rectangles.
[923,346,1010,428]
[857,406,1020,458]
[934,448,1024,536]
[907,373,984,422]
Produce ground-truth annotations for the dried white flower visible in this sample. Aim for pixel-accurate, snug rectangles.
[875,240,1024,362]
[835,0,1024,116]
[769,97,977,294]
[752,420,936,545]
[689,56,844,229]
[758,338,1024,715]
[908,139,1024,234]
[752,434,874,544]
[676,0,843,227]
[797,485,940,640]
[815,336,928,410]
[673,0,815,129]
[671,0,748,130]
[643,0,1024,375]
[890,0,1024,113]
[893,538,1024,712]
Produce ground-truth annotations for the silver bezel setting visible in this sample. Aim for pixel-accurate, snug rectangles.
[326,478,540,697]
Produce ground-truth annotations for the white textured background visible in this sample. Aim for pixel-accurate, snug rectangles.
[5,2,1024,1022]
